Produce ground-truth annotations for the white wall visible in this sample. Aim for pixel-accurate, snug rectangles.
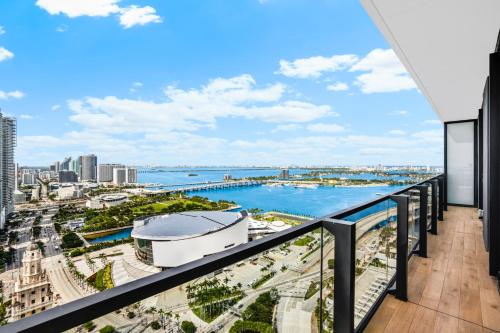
[447,122,475,205]
[151,218,248,268]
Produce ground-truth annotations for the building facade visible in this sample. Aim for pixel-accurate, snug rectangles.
[58,170,78,183]
[0,113,16,229]
[11,242,53,320]
[78,154,97,181]
[98,164,124,183]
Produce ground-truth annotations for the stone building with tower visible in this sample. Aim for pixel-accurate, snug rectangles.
[10,242,53,320]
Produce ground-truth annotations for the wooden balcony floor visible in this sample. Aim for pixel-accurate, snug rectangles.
[365,206,500,333]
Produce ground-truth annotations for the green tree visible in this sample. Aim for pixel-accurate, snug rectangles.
[181,321,197,333]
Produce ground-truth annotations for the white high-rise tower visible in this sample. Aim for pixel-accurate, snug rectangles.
[0,112,16,229]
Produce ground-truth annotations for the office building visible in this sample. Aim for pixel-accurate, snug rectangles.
[0,112,16,229]
[70,159,79,176]
[78,154,97,182]
[58,170,78,183]
[60,157,71,171]
[98,164,124,183]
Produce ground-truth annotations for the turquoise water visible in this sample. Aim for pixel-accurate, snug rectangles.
[138,167,409,186]
[90,168,411,243]
[190,184,403,218]
[87,228,132,244]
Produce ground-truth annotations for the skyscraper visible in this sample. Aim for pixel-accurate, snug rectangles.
[70,159,80,176]
[0,112,16,229]
[60,157,71,171]
[78,154,97,182]
[127,168,137,183]
[98,164,124,183]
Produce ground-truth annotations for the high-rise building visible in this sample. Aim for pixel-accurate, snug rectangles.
[60,157,71,171]
[112,168,127,185]
[70,159,80,176]
[112,167,137,185]
[127,168,137,184]
[22,173,36,185]
[279,168,290,179]
[78,154,97,181]
[98,164,124,183]
[11,242,53,320]
[58,170,78,183]
[0,112,16,229]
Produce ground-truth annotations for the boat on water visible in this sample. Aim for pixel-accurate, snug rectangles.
[294,184,318,189]
[264,183,284,187]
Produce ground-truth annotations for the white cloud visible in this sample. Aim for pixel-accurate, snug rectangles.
[423,119,441,125]
[388,129,406,136]
[0,47,14,62]
[411,129,443,143]
[326,82,349,92]
[66,74,331,136]
[119,6,162,29]
[350,49,417,93]
[307,123,345,133]
[0,90,25,100]
[277,54,358,79]
[388,110,408,116]
[55,25,68,32]
[36,0,162,29]
[130,81,143,93]
[36,0,121,17]
[270,124,301,133]
[20,114,34,120]
[0,26,5,35]
[51,104,61,111]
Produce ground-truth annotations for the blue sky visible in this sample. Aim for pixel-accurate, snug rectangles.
[0,0,442,166]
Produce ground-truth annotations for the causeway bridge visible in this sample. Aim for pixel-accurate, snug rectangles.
[145,180,268,195]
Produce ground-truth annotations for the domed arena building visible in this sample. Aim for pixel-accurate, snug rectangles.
[131,211,248,268]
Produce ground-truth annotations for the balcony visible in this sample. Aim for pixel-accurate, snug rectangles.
[366,206,500,332]
[0,175,457,333]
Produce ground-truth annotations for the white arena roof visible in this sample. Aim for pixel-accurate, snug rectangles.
[131,211,245,241]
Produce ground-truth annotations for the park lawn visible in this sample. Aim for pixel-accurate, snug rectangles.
[293,235,314,246]
[132,199,213,214]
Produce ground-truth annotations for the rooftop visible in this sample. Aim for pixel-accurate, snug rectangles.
[131,211,245,241]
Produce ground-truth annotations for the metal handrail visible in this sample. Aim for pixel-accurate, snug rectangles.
[0,173,444,333]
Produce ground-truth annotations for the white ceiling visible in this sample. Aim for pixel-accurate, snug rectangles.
[361,0,500,122]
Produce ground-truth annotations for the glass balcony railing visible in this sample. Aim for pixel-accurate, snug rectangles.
[0,174,444,333]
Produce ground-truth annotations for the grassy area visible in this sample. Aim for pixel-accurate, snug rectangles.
[230,290,278,333]
[251,271,276,289]
[304,281,320,300]
[81,196,235,232]
[293,235,314,246]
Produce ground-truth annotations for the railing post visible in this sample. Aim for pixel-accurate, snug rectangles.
[442,174,448,211]
[390,194,409,302]
[438,176,444,221]
[415,185,428,258]
[430,180,438,235]
[324,219,355,333]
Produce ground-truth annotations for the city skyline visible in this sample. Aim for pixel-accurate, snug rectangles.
[0,0,442,166]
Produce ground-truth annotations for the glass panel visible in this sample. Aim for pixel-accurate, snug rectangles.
[427,184,433,228]
[446,121,475,205]
[343,199,397,329]
[62,228,331,333]
[407,189,420,255]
